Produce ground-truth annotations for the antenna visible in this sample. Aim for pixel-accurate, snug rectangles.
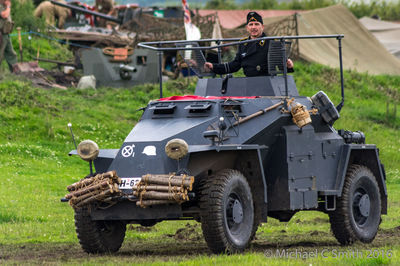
[68,123,77,150]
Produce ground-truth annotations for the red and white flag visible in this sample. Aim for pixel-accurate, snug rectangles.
[182,0,192,24]
[181,0,201,41]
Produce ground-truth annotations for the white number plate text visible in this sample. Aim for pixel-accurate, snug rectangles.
[119,177,141,189]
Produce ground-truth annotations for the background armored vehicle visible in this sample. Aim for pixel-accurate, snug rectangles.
[65,35,387,254]
[80,48,159,87]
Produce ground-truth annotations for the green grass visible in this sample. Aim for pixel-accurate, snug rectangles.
[0,62,399,264]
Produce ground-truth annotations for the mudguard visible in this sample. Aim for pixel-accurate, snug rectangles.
[69,149,119,173]
[335,144,387,214]
[188,144,269,222]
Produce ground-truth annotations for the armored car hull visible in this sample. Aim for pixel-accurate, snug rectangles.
[66,36,387,254]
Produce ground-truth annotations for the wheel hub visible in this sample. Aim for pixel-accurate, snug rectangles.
[352,189,371,226]
[232,199,243,224]
[358,194,370,217]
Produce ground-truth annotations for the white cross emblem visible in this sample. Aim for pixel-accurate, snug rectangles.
[121,144,135,158]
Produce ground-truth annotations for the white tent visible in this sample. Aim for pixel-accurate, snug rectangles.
[262,5,400,75]
[359,17,400,59]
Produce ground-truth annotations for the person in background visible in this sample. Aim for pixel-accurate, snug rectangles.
[204,11,293,77]
[95,0,115,29]
[0,0,17,74]
[34,0,71,29]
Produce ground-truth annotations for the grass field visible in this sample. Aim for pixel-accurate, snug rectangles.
[0,62,399,264]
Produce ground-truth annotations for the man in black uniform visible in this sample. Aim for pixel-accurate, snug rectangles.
[204,11,293,77]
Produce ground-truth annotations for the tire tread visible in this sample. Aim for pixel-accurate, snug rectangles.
[329,164,381,245]
[74,207,126,254]
[199,169,253,253]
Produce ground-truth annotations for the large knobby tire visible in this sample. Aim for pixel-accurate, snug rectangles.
[74,207,126,254]
[329,164,381,245]
[199,169,254,254]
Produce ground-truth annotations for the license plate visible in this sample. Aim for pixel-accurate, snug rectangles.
[119,177,141,189]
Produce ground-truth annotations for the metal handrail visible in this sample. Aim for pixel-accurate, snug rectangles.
[138,35,344,51]
[138,34,345,113]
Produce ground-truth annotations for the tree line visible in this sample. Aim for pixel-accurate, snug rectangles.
[205,0,400,21]
[11,0,400,32]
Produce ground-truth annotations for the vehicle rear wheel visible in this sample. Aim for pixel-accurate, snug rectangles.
[199,169,254,254]
[74,207,126,254]
[329,164,381,245]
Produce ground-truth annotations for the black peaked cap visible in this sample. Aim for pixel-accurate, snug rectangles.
[247,11,263,25]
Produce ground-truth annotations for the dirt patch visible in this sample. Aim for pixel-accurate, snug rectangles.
[310,230,320,236]
[118,241,209,257]
[0,243,87,262]
[128,225,154,232]
[15,70,79,89]
[172,223,202,241]
[312,217,329,223]
[1,225,399,263]
[378,226,400,238]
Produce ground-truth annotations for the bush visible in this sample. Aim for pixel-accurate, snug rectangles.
[11,0,46,31]
[347,0,400,20]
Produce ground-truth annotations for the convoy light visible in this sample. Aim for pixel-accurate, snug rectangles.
[165,138,188,160]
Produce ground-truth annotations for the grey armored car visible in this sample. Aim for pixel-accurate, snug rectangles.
[65,35,387,254]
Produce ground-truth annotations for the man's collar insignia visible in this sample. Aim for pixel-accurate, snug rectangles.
[240,36,249,45]
[259,40,265,46]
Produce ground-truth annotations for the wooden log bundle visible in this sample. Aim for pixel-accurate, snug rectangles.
[135,174,195,208]
[66,171,121,209]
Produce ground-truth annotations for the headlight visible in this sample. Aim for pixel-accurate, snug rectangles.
[77,140,99,161]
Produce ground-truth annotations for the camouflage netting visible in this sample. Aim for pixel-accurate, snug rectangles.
[121,13,217,46]
[223,14,300,60]
[264,14,299,60]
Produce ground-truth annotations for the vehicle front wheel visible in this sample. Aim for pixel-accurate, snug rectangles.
[74,207,126,254]
[329,164,381,245]
[199,169,254,254]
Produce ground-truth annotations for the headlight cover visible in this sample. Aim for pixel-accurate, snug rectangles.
[77,139,99,161]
